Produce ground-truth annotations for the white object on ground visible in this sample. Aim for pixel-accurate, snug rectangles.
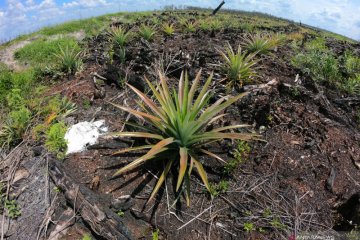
[65,120,108,154]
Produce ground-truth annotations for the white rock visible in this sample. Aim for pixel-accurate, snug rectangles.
[65,120,108,154]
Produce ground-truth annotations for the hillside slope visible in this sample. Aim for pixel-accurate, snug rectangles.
[0,9,360,240]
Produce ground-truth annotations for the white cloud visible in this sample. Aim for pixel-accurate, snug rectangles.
[38,0,56,9]
[25,0,34,6]
[63,0,108,8]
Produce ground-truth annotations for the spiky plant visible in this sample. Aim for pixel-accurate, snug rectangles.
[110,26,132,47]
[118,47,126,64]
[110,70,257,205]
[210,19,222,30]
[162,23,175,36]
[217,43,258,88]
[342,74,360,95]
[242,33,277,55]
[199,19,211,31]
[344,52,360,77]
[53,45,82,74]
[139,24,156,41]
[183,21,197,33]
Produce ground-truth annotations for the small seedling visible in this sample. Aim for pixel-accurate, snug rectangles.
[209,180,229,197]
[45,122,68,159]
[243,222,255,232]
[262,208,272,218]
[152,229,159,240]
[82,234,92,240]
[117,210,125,217]
[0,106,31,148]
[83,99,91,110]
[224,141,250,173]
[270,217,287,230]
[4,199,21,219]
[242,33,283,55]
[344,52,360,77]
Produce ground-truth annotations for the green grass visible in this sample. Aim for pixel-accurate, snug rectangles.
[291,39,341,85]
[0,106,32,148]
[14,37,81,67]
[344,51,360,77]
[0,67,36,104]
[39,17,108,36]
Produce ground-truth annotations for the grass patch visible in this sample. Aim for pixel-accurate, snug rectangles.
[291,38,340,85]
[0,67,36,105]
[0,63,76,149]
[39,17,109,37]
[14,37,81,68]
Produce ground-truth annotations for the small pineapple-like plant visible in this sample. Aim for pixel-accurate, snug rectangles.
[139,24,156,41]
[162,23,175,36]
[53,45,82,74]
[183,21,197,33]
[242,33,282,55]
[110,70,258,205]
[109,26,132,47]
[217,43,258,88]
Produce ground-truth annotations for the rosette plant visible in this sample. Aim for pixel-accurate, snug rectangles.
[217,43,258,88]
[110,69,257,205]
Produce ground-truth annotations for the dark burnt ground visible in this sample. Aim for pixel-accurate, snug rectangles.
[6,10,360,240]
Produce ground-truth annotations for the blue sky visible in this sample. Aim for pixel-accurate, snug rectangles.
[0,0,360,42]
